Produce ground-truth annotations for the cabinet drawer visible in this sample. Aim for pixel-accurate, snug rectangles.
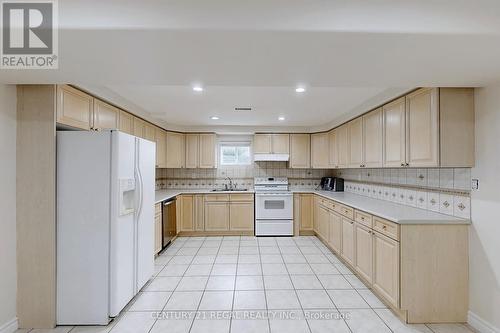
[373,216,400,241]
[318,196,335,211]
[355,210,373,228]
[204,194,230,202]
[338,204,354,219]
[230,193,254,202]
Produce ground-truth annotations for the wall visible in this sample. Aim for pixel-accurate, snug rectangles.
[156,161,332,190]
[468,86,500,332]
[0,85,18,332]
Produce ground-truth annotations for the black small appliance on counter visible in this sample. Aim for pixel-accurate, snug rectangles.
[319,177,344,191]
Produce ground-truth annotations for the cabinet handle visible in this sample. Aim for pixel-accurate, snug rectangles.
[400,163,405,167]
[405,163,409,167]
[382,225,387,230]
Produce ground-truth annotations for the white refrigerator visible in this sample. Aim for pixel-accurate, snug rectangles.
[56,130,155,325]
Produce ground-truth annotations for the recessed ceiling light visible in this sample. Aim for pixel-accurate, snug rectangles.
[295,87,305,93]
[193,86,204,92]
[278,116,285,121]
[210,116,219,120]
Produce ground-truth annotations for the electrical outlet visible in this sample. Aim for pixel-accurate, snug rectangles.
[471,179,479,190]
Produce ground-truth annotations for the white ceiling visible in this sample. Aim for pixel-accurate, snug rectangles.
[3,0,500,130]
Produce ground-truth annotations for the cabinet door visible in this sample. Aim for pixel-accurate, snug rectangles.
[194,195,205,231]
[144,124,156,142]
[56,85,93,130]
[336,124,349,168]
[133,117,147,139]
[254,134,272,154]
[348,118,364,168]
[290,134,311,168]
[272,134,290,154]
[155,128,167,168]
[119,111,134,135]
[373,231,400,308]
[185,134,199,168]
[318,205,329,239]
[311,133,329,168]
[363,108,383,168]
[166,132,186,168]
[341,218,355,267]
[300,194,313,230]
[355,223,373,284]
[383,97,406,167]
[406,88,439,167]
[328,211,342,254]
[180,195,194,231]
[328,129,338,168]
[205,202,230,231]
[154,203,162,254]
[93,99,119,130]
[230,202,254,231]
[199,133,216,168]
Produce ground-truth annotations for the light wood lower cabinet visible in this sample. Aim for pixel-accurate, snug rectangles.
[341,217,356,266]
[328,211,342,253]
[194,195,205,231]
[154,203,162,254]
[180,195,194,231]
[310,194,468,324]
[355,222,374,284]
[373,231,399,308]
[204,201,230,231]
[294,193,313,234]
[316,204,330,240]
[229,201,254,231]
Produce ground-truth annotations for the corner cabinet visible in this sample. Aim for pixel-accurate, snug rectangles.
[155,128,167,168]
[166,132,186,168]
[348,117,364,168]
[311,132,329,169]
[336,124,349,168]
[289,134,310,168]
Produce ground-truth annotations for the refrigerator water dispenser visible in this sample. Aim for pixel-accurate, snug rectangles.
[119,178,136,215]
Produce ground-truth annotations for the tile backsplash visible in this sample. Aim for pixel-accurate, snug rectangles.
[334,168,471,219]
[156,161,332,191]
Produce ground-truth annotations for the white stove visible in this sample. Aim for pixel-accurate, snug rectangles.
[254,177,293,236]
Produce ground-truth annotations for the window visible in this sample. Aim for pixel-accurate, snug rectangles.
[219,143,251,166]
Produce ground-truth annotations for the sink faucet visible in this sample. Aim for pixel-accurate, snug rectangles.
[225,177,234,190]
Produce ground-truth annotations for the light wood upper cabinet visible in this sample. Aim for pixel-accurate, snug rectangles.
[144,123,155,142]
[229,202,254,231]
[271,134,290,154]
[289,134,311,168]
[155,128,167,168]
[166,132,185,168]
[341,217,355,267]
[355,222,374,284]
[56,85,93,130]
[383,97,406,167]
[185,134,199,168]
[199,133,216,168]
[204,201,230,231]
[336,124,349,168]
[373,231,400,308]
[311,132,329,169]
[92,99,119,130]
[133,117,147,138]
[119,111,134,135]
[363,108,383,168]
[253,134,272,154]
[328,211,342,253]
[328,130,338,168]
[348,117,364,168]
[253,133,289,154]
[406,88,440,167]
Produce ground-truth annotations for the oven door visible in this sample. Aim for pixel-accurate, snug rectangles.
[255,193,293,220]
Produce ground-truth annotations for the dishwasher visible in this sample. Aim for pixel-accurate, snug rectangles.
[162,197,177,248]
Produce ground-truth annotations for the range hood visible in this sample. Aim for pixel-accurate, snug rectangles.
[253,153,290,162]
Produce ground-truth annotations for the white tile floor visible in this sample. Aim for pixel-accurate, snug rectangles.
[17,236,477,333]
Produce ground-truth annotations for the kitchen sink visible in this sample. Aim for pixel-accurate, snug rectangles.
[211,188,248,192]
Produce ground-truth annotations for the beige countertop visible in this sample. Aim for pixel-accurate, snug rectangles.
[155,189,470,225]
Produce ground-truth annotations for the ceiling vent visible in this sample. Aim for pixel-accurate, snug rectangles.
[234,107,252,111]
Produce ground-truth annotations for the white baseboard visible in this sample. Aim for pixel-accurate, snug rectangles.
[468,311,500,333]
[0,318,18,333]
